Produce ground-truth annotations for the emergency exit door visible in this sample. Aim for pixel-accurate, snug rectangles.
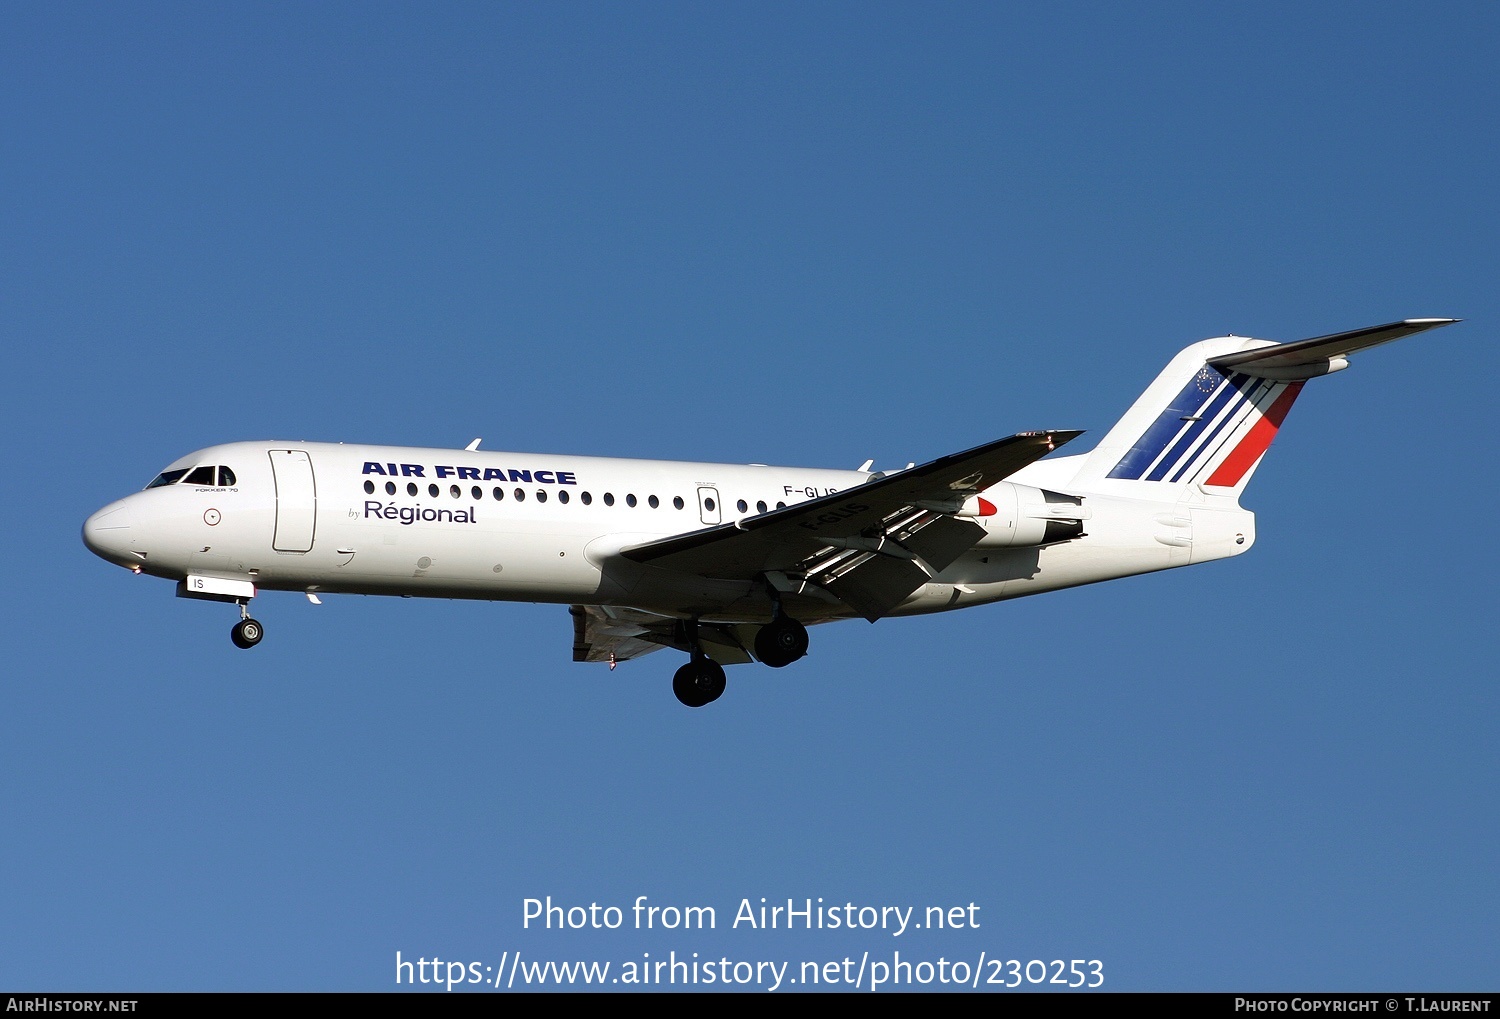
[697,487,721,526]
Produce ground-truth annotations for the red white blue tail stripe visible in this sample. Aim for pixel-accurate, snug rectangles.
[1107,364,1303,487]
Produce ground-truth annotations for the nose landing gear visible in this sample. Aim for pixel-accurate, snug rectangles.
[230,601,264,649]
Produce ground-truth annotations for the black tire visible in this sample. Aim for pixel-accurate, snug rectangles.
[754,617,808,668]
[231,618,264,649]
[697,659,726,704]
[673,659,726,707]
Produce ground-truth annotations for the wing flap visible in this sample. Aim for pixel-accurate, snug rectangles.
[569,605,753,666]
[900,515,987,573]
[570,604,666,663]
[814,516,986,622]
[824,555,931,622]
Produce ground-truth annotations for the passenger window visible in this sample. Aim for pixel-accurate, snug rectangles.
[493,487,505,501]
[364,480,375,495]
[558,490,570,504]
[449,485,461,498]
[737,499,748,512]
[626,494,637,507]
[648,495,659,508]
[184,465,216,486]
[146,469,189,489]
[673,496,684,510]
[514,488,525,502]
[757,500,767,513]
[218,466,236,487]
[428,484,439,498]
[581,492,593,505]
[603,493,615,506]
[471,486,482,500]
[385,481,397,496]
[537,490,548,503]
[776,501,785,509]
[408,482,419,497]
[704,497,716,512]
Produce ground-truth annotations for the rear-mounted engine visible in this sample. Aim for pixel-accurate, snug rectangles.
[972,483,1087,548]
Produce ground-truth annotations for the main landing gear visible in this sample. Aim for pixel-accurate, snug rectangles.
[673,656,726,708]
[754,614,808,669]
[672,619,727,708]
[670,611,809,707]
[230,601,264,649]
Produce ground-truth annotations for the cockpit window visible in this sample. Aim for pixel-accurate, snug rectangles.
[145,464,238,489]
[146,468,190,489]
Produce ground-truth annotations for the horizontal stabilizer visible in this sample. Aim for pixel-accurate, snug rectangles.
[1208,318,1458,379]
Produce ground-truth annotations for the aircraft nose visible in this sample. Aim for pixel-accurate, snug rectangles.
[82,501,137,566]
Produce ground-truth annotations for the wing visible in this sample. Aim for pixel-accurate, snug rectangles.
[619,429,1084,621]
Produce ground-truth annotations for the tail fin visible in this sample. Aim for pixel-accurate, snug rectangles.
[1070,319,1458,500]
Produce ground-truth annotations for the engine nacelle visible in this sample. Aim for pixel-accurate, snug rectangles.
[972,482,1087,548]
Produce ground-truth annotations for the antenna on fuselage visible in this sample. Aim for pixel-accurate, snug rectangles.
[465,438,482,451]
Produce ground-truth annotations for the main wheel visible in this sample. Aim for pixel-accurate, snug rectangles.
[673,659,726,707]
[231,618,264,649]
[754,617,808,668]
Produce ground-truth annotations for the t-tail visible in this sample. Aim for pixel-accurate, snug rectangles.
[1068,319,1459,501]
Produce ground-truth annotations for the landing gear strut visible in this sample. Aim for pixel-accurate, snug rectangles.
[230,600,264,649]
[673,656,726,708]
[670,619,727,707]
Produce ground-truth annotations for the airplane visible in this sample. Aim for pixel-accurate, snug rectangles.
[83,318,1457,706]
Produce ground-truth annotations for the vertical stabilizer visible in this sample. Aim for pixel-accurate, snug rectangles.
[1069,319,1457,502]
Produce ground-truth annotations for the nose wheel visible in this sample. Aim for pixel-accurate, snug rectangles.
[231,618,264,648]
[230,601,264,649]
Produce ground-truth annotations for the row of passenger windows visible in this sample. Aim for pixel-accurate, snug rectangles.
[361,478,786,513]
[148,465,237,488]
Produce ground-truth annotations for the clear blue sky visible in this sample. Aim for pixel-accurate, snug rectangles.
[3,2,1495,992]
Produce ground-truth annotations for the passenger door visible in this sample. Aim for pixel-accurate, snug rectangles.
[269,449,317,552]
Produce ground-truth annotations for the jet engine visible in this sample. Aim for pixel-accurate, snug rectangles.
[971,482,1086,548]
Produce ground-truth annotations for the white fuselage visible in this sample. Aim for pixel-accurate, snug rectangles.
[82,440,1255,625]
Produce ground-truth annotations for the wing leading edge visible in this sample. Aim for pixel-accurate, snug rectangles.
[619,429,1084,621]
